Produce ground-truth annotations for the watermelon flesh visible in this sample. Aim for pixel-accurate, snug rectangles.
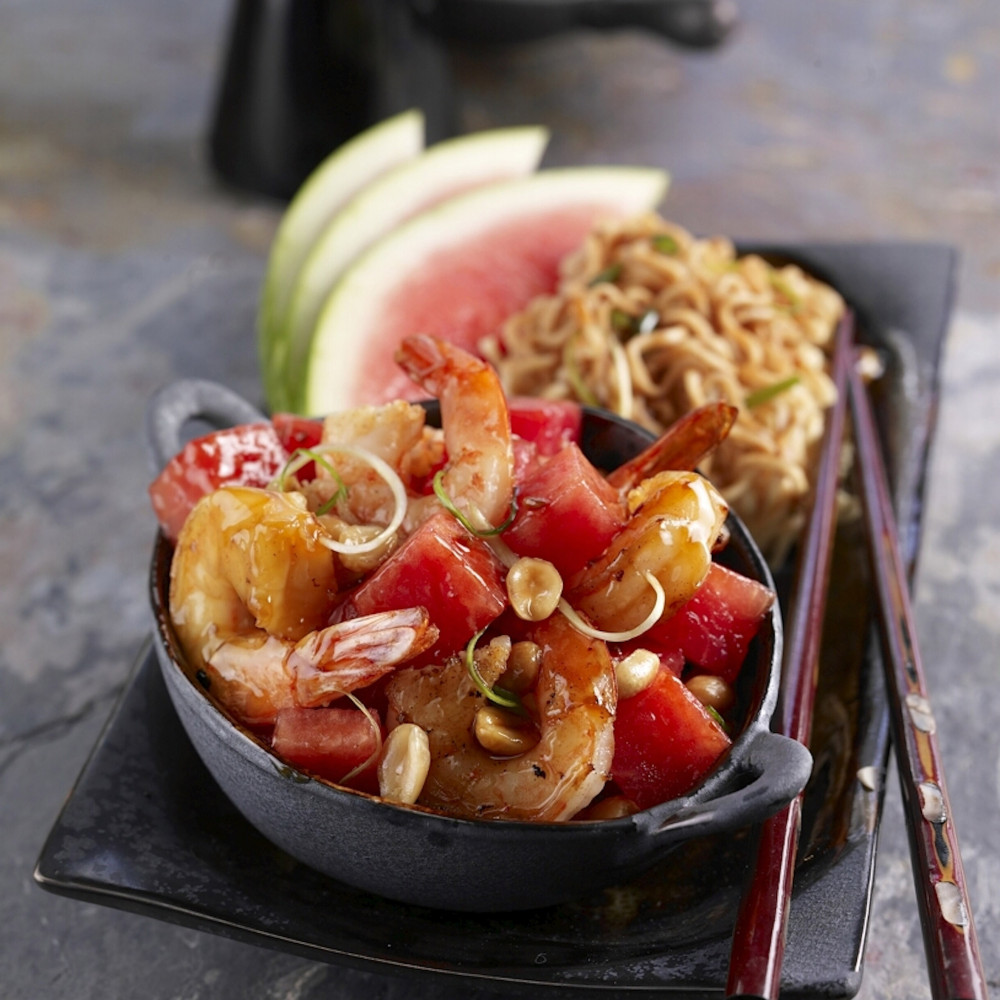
[301,167,668,415]
[351,206,625,406]
[281,126,549,412]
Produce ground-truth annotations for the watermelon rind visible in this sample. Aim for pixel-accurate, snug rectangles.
[281,125,550,413]
[258,109,425,410]
[301,166,670,416]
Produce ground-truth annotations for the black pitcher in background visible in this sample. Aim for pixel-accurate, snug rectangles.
[208,0,737,200]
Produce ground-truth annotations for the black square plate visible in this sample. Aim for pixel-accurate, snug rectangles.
[35,243,957,999]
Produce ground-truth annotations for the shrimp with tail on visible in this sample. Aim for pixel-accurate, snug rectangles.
[169,484,438,728]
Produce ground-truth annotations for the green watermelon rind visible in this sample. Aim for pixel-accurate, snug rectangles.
[257,109,425,410]
[301,166,670,416]
[280,125,550,413]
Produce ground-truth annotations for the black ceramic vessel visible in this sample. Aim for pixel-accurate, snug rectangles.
[146,378,810,912]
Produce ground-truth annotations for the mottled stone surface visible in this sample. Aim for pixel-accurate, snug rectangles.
[1,0,997,997]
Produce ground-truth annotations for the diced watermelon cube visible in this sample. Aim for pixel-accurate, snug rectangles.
[646,563,774,684]
[338,510,507,660]
[272,706,382,792]
[612,666,732,809]
[503,442,626,578]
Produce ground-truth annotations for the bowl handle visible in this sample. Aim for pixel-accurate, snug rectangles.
[145,378,265,474]
[649,730,813,841]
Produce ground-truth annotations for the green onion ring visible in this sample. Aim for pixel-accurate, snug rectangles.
[432,470,518,537]
[464,630,523,711]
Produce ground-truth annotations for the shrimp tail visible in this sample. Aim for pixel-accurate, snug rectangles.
[291,607,439,707]
[394,334,490,394]
[606,402,737,493]
[394,335,514,528]
[393,333,444,387]
[568,470,729,632]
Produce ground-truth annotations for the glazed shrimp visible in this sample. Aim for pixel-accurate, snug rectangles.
[170,485,438,726]
[383,613,617,822]
[394,334,514,528]
[312,399,441,526]
[606,402,737,492]
[566,470,729,634]
[294,400,441,573]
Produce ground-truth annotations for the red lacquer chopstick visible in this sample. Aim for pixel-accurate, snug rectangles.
[725,312,855,999]
[848,356,988,1000]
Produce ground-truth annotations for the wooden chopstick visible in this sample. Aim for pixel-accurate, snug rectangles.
[725,311,855,999]
[848,355,989,1000]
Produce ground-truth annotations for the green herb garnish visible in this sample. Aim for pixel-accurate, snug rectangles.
[706,705,731,735]
[274,447,349,515]
[611,308,633,336]
[465,630,523,711]
[432,470,518,536]
[652,234,680,255]
[562,338,601,406]
[745,376,800,409]
[587,263,622,287]
[611,307,659,340]
[769,273,803,312]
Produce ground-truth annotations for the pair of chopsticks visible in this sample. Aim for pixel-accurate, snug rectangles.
[725,313,988,999]
[723,311,853,998]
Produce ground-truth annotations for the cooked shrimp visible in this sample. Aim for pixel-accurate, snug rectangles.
[312,400,440,526]
[606,402,737,492]
[171,485,339,644]
[170,485,438,726]
[383,613,617,822]
[288,400,441,573]
[567,470,729,633]
[321,400,429,470]
[394,334,514,528]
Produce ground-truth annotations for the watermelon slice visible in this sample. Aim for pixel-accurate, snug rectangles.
[280,126,550,412]
[257,109,425,409]
[300,166,669,414]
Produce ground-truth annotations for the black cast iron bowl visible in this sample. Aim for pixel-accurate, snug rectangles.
[146,379,812,912]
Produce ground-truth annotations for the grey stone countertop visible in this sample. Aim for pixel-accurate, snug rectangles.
[1,1,997,997]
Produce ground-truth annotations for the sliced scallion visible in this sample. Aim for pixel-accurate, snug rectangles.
[289,442,407,555]
[611,308,633,336]
[652,234,680,255]
[464,630,523,711]
[563,338,600,406]
[336,691,385,785]
[587,263,622,287]
[769,273,803,312]
[559,571,666,643]
[611,307,659,340]
[636,308,660,335]
[706,705,731,735]
[745,376,800,409]
[432,470,518,536]
[274,447,349,514]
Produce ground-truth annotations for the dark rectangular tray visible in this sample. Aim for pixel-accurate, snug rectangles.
[35,242,957,998]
